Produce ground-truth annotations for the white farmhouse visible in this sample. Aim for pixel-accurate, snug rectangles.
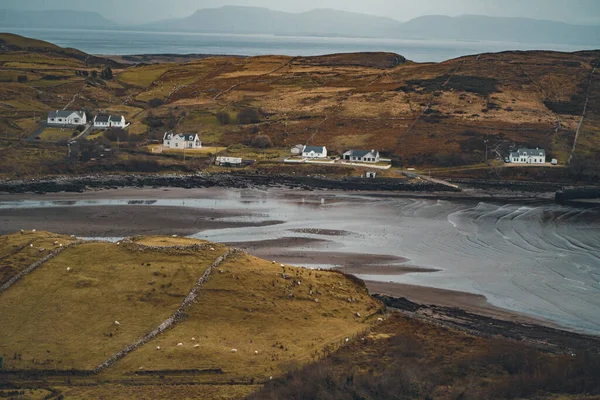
[343,149,380,163]
[163,132,202,149]
[47,110,87,126]
[302,145,327,159]
[93,115,128,129]
[509,148,546,164]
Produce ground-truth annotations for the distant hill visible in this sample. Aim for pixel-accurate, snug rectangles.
[144,6,403,38]
[0,9,117,29]
[400,15,600,46]
[0,33,123,67]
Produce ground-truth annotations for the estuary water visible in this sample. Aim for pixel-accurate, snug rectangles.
[1,188,599,334]
[3,27,599,62]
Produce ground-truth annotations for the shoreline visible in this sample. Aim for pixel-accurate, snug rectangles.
[0,173,565,204]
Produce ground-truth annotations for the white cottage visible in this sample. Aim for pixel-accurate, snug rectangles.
[343,149,380,163]
[94,115,128,129]
[163,132,202,149]
[47,110,87,126]
[509,148,546,164]
[302,145,327,159]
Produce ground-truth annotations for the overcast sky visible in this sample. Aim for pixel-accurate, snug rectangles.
[4,0,600,25]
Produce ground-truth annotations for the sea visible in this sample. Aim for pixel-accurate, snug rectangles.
[3,27,599,62]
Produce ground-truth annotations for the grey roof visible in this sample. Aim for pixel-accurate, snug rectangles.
[345,149,378,158]
[511,148,546,157]
[163,132,198,141]
[95,115,110,123]
[48,110,84,119]
[303,145,326,153]
[110,115,123,122]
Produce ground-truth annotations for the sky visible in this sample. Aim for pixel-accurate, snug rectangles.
[3,0,600,25]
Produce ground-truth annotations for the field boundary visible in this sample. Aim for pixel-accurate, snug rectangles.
[93,248,240,373]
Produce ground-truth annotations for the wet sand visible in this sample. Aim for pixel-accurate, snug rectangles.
[365,281,559,328]
[0,206,282,237]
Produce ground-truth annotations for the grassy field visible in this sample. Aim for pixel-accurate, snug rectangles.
[0,237,227,370]
[118,65,170,87]
[0,231,382,399]
[38,127,77,141]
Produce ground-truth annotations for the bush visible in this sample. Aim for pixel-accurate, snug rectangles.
[237,108,261,125]
[148,98,165,108]
[104,128,129,142]
[251,135,273,149]
[216,111,231,125]
[17,75,27,83]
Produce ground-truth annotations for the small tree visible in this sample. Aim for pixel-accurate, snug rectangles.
[251,134,273,149]
[237,108,260,125]
[91,70,98,78]
[148,98,164,108]
[100,66,113,80]
[104,128,128,142]
[216,111,231,125]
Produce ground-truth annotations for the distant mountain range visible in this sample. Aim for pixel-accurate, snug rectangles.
[1,6,599,46]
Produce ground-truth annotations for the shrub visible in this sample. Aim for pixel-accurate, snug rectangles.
[237,108,261,125]
[17,75,27,83]
[148,98,165,108]
[251,135,273,149]
[216,111,231,125]
[104,128,129,142]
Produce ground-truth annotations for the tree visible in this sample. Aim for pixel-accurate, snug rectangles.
[17,75,27,83]
[100,66,113,80]
[148,98,164,108]
[251,135,273,149]
[216,111,231,125]
[91,70,98,78]
[237,108,261,125]
[104,128,129,142]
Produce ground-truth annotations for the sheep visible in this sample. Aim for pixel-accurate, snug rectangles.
[280,264,285,267]
[194,344,200,348]
[172,234,178,238]
[355,312,361,318]
[191,337,196,341]
[39,248,45,253]
[314,298,319,303]
[210,247,215,251]
[59,244,63,248]
[272,261,276,264]
[53,241,59,245]
[20,229,24,233]
[32,229,36,232]
[177,343,183,347]
[30,244,34,248]
[231,348,238,353]
[345,338,349,343]
[116,242,121,246]
[66,267,71,272]
[269,376,273,380]
[156,346,161,350]
[377,317,384,322]
[254,350,259,355]
[114,320,120,325]
[70,235,76,238]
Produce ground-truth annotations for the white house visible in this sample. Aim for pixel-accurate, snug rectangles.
[343,149,380,163]
[163,132,202,149]
[509,148,546,164]
[302,145,327,159]
[47,110,87,126]
[94,115,128,129]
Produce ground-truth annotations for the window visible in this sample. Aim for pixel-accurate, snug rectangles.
[175,143,178,147]
[166,141,170,146]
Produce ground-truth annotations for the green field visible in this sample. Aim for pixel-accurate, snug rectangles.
[38,127,77,141]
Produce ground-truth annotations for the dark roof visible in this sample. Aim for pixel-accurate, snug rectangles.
[345,149,378,158]
[163,132,198,141]
[303,145,326,153]
[48,110,84,119]
[182,134,197,141]
[95,115,110,123]
[110,115,123,121]
[511,148,546,157]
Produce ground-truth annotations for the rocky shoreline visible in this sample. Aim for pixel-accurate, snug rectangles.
[0,173,460,194]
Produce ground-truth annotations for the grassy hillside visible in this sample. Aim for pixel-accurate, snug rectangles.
[0,231,380,399]
[0,34,599,181]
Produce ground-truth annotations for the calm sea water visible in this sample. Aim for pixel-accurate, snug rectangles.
[3,27,598,62]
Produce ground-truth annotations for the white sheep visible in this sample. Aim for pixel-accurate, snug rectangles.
[345,338,349,343]
[191,337,196,341]
[280,264,285,267]
[117,242,121,246]
[70,235,76,238]
[210,247,215,251]
[254,350,259,355]
[30,244,34,248]
[377,318,384,322]
[194,344,200,348]
[53,241,59,245]
[272,261,276,264]
[269,376,273,380]
[114,320,120,325]
[20,229,24,233]
[177,343,183,347]
[156,346,161,350]
[66,267,71,272]
[355,312,361,318]
[231,348,238,353]
[32,229,36,232]
[59,244,63,248]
